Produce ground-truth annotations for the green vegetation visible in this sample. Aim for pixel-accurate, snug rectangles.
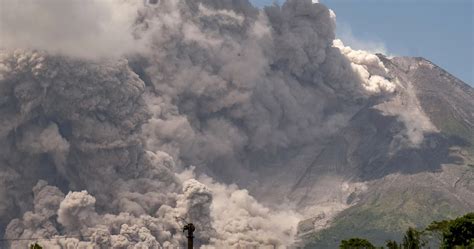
[385,240,400,249]
[436,114,473,144]
[336,213,474,249]
[401,228,424,249]
[30,243,43,249]
[303,120,474,248]
[426,213,474,248]
[340,238,376,249]
[430,110,474,155]
[304,186,466,248]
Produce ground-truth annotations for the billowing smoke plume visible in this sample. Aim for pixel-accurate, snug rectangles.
[139,0,368,179]
[0,0,438,248]
[0,0,146,58]
[0,50,187,247]
[179,169,302,248]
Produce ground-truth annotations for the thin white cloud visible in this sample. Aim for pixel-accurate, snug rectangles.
[336,21,390,55]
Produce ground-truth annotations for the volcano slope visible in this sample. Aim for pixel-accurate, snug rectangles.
[299,55,474,248]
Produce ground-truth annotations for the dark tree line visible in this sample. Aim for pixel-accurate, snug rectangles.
[30,243,43,249]
[339,212,474,249]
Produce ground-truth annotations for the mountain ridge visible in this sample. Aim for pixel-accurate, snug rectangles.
[299,55,474,248]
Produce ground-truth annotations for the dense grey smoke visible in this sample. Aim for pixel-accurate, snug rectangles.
[0,50,188,247]
[140,0,370,180]
[0,0,438,248]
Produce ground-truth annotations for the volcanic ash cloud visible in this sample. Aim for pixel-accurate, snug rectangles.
[0,0,439,248]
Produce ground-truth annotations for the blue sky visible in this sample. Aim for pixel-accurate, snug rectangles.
[250,0,473,86]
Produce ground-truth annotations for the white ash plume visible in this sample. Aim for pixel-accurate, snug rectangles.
[179,170,302,249]
[333,39,395,93]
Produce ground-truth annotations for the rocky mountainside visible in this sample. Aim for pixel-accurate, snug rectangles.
[386,56,474,149]
[299,56,474,248]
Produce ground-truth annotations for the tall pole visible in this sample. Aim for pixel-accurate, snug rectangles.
[183,223,195,249]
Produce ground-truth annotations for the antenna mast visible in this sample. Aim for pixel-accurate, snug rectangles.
[183,223,195,249]
[175,216,195,249]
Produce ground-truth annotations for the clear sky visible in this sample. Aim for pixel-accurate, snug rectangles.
[250,0,474,86]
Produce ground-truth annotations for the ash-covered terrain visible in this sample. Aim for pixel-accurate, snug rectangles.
[0,0,472,248]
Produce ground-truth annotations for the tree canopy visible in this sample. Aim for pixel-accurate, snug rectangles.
[339,212,474,249]
[340,238,377,249]
[30,243,43,249]
[426,212,474,248]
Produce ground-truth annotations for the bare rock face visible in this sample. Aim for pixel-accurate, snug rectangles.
[385,56,474,144]
[300,56,474,248]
